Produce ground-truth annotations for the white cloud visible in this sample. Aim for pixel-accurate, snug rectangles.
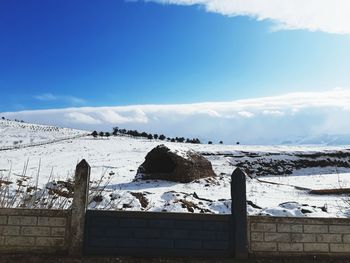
[34,93,86,105]
[65,96,86,105]
[34,93,57,101]
[262,110,284,116]
[238,111,254,118]
[3,88,350,144]
[65,112,101,125]
[143,0,350,35]
[97,109,149,124]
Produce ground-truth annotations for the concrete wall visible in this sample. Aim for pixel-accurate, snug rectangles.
[2,208,350,258]
[248,216,350,256]
[0,208,70,254]
[84,210,232,257]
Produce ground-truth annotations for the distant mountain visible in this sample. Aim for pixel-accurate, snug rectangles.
[281,134,350,146]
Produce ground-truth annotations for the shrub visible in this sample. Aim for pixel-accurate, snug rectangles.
[91,131,98,138]
[112,127,119,136]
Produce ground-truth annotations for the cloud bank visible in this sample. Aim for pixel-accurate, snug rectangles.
[2,88,350,144]
[143,0,350,35]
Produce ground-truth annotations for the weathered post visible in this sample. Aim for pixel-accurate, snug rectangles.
[231,167,248,259]
[69,159,90,256]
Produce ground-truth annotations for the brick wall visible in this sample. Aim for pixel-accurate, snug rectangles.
[248,216,350,256]
[0,208,70,254]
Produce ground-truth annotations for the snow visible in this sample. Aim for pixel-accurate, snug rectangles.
[1,120,350,217]
[263,173,350,190]
[258,202,329,217]
[0,119,88,149]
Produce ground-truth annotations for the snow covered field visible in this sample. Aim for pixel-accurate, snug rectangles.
[1,120,350,218]
[0,119,88,149]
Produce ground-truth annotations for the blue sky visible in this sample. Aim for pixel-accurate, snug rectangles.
[2,0,350,144]
[1,0,350,112]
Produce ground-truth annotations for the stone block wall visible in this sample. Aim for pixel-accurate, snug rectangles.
[248,216,350,256]
[0,208,70,254]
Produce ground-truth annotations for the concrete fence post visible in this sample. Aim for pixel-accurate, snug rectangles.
[69,159,90,256]
[231,167,248,259]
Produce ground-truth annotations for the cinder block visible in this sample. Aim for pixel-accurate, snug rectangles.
[148,219,174,228]
[277,224,303,233]
[251,223,276,232]
[37,217,66,227]
[5,236,35,246]
[117,238,147,248]
[343,234,350,243]
[264,233,290,242]
[190,230,227,240]
[174,220,202,230]
[90,227,128,238]
[303,225,328,233]
[8,216,37,226]
[202,240,229,250]
[134,228,161,238]
[146,239,174,249]
[251,232,264,242]
[215,231,230,240]
[36,237,65,247]
[278,243,303,252]
[0,236,4,245]
[118,218,148,228]
[202,221,229,231]
[251,242,277,252]
[304,243,329,252]
[291,233,316,243]
[316,234,342,243]
[174,239,202,249]
[330,244,350,253]
[329,225,350,234]
[0,226,20,236]
[300,218,331,225]
[21,227,50,236]
[51,227,66,237]
[163,229,188,239]
[0,216,7,225]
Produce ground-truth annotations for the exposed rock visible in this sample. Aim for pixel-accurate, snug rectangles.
[130,192,149,209]
[136,144,215,183]
[202,150,350,177]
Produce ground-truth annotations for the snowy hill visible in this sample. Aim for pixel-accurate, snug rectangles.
[0,119,89,149]
[1,120,350,218]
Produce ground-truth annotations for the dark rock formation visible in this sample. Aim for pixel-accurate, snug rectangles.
[136,144,215,183]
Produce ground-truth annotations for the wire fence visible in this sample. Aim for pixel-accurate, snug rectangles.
[0,133,90,151]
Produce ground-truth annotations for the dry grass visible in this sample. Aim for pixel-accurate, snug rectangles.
[0,159,126,210]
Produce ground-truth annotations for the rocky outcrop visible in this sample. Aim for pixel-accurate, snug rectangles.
[136,145,215,183]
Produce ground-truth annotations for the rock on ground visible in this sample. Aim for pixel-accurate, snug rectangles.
[136,144,215,183]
